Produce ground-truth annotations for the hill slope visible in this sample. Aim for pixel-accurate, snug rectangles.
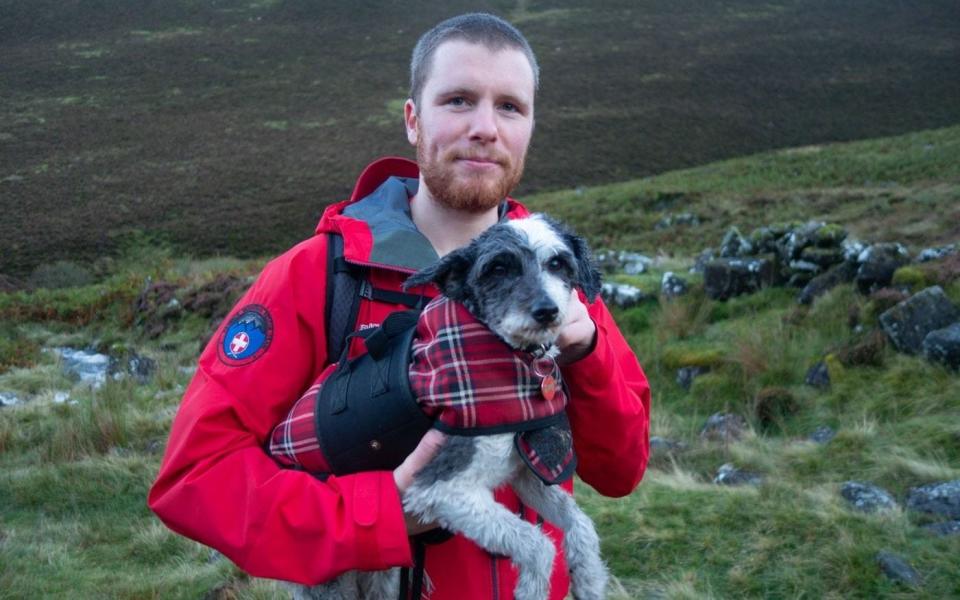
[2,0,960,276]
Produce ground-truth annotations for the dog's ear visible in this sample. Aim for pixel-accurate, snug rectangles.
[402,247,476,301]
[564,231,602,302]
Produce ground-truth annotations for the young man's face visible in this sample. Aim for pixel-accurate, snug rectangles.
[405,39,535,213]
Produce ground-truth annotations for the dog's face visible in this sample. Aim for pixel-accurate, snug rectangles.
[405,214,601,350]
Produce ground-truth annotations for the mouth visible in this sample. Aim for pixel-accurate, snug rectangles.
[455,155,504,169]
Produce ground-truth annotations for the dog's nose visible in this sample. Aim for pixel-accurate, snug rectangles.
[532,301,559,325]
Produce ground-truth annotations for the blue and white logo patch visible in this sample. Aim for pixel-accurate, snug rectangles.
[218,304,274,366]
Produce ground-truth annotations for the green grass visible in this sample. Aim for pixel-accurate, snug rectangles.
[1,127,959,597]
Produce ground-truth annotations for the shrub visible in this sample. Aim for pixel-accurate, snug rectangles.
[27,261,94,289]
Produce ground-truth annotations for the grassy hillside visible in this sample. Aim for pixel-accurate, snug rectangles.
[3,0,960,277]
[1,128,958,598]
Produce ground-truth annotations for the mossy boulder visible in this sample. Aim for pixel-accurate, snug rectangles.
[891,265,933,291]
[662,346,726,370]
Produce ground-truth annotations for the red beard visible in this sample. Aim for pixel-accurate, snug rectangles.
[417,137,526,213]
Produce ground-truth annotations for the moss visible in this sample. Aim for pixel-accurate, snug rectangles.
[891,265,931,290]
[662,346,727,370]
[813,223,847,246]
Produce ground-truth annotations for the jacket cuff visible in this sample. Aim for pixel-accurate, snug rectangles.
[560,321,612,392]
[350,471,413,569]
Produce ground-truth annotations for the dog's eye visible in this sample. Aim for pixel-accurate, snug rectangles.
[491,264,509,277]
[546,257,567,272]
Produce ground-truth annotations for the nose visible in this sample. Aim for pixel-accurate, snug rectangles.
[532,299,559,325]
[468,102,498,142]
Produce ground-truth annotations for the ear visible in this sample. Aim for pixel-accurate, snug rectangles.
[402,247,475,302]
[404,99,418,146]
[564,231,602,302]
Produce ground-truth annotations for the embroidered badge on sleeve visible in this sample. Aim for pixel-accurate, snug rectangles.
[218,304,274,366]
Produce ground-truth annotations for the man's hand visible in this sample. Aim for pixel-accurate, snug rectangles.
[556,289,597,366]
[393,429,446,536]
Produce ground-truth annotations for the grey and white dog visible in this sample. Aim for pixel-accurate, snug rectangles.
[294,214,607,600]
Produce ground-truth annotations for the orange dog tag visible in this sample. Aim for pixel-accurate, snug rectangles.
[540,375,557,401]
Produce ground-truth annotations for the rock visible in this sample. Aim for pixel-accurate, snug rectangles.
[703,257,776,300]
[906,480,960,519]
[661,271,688,298]
[800,246,845,269]
[53,391,74,404]
[876,551,922,587]
[917,243,957,262]
[650,436,688,453]
[855,243,910,294]
[922,323,960,370]
[676,366,709,391]
[700,413,748,441]
[54,347,111,388]
[810,223,848,248]
[0,391,21,407]
[655,212,701,229]
[879,286,960,354]
[719,227,753,258]
[133,280,182,338]
[921,520,960,536]
[841,481,898,513]
[714,463,763,486]
[690,248,716,274]
[809,426,836,444]
[842,239,867,263]
[620,252,654,276]
[181,274,249,321]
[108,351,158,384]
[600,282,650,309]
[804,361,830,389]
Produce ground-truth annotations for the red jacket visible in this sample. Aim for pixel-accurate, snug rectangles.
[148,157,651,598]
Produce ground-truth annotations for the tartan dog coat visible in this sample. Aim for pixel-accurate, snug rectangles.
[269,296,577,485]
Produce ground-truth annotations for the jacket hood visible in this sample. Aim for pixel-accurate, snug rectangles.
[315,156,529,273]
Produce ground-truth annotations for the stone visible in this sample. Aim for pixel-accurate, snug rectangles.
[660,271,689,298]
[809,426,836,444]
[650,436,688,453]
[921,520,960,536]
[804,361,830,389]
[917,243,957,262]
[906,480,960,519]
[54,347,111,388]
[703,257,776,300]
[600,282,650,309]
[700,413,748,441]
[797,261,858,305]
[855,243,910,294]
[690,248,717,274]
[879,286,960,354]
[922,323,960,370]
[876,551,922,587]
[109,351,158,384]
[676,366,709,391]
[800,246,845,268]
[719,227,752,258]
[714,463,763,486]
[0,391,21,407]
[841,481,897,513]
[620,252,653,276]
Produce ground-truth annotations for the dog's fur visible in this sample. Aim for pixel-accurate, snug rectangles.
[293,214,606,600]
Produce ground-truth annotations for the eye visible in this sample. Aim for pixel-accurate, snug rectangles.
[448,96,468,107]
[546,256,567,272]
[501,102,518,113]
[491,264,508,277]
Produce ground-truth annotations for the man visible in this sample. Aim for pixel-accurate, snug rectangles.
[149,13,650,599]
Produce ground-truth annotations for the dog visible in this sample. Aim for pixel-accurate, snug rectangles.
[292,214,607,600]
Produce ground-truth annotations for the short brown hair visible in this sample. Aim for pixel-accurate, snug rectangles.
[409,13,540,108]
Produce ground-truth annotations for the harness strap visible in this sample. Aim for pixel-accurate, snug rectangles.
[326,235,425,364]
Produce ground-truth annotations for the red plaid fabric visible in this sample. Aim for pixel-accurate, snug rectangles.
[268,364,336,473]
[409,296,567,434]
[268,296,572,480]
